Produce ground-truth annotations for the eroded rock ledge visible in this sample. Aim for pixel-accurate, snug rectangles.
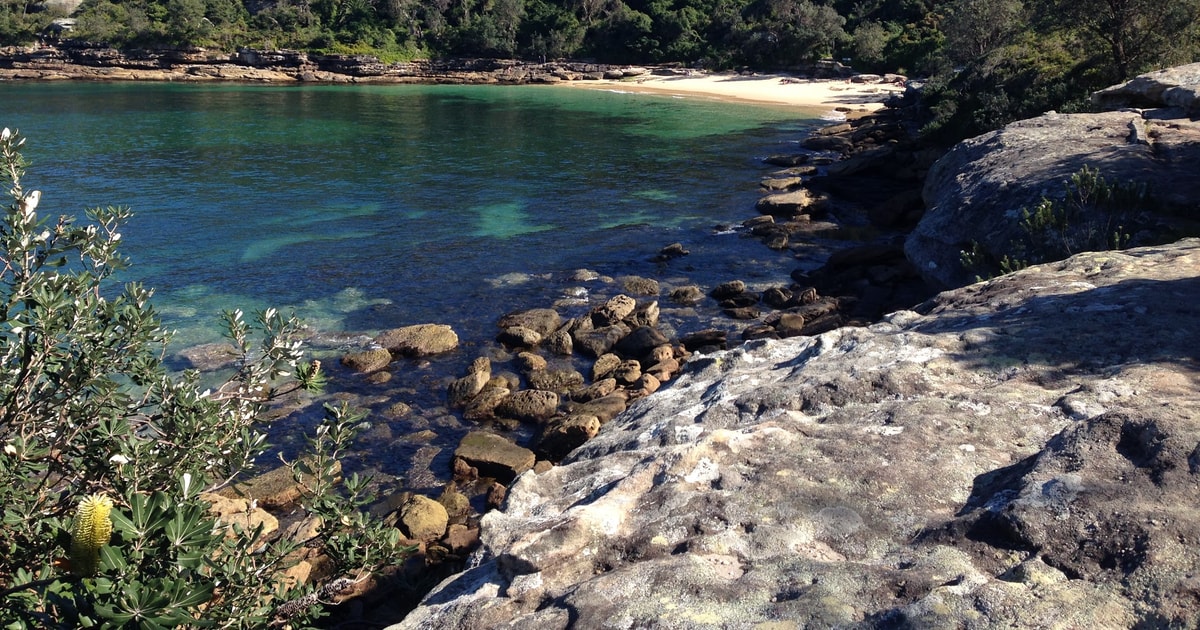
[389,238,1200,629]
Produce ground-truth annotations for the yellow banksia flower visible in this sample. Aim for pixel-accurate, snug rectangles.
[69,493,114,577]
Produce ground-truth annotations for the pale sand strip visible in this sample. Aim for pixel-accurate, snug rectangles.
[562,73,904,112]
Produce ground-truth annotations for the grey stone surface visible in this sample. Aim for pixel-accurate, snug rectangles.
[391,239,1200,629]
[910,65,1200,290]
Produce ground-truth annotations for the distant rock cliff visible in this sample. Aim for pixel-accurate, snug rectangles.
[386,66,1200,629]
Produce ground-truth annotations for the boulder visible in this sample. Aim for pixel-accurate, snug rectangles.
[398,495,449,542]
[612,326,669,360]
[453,431,536,483]
[463,387,511,422]
[620,276,660,296]
[755,188,831,219]
[392,239,1200,629]
[447,369,490,408]
[668,285,704,305]
[341,347,392,373]
[591,295,637,327]
[496,389,560,423]
[527,369,585,393]
[536,414,602,462]
[1091,62,1200,113]
[497,326,542,348]
[375,324,459,357]
[909,82,1200,289]
[572,324,631,358]
[497,308,562,337]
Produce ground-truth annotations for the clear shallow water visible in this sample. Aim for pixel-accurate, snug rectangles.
[0,82,821,351]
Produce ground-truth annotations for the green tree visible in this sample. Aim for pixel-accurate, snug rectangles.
[1040,0,1200,80]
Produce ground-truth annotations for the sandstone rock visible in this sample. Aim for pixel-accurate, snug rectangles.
[628,300,660,328]
[527,369,585,393]
[438,486,472,520]
[755,188,831,219]
[375,324,458,357]
[669,285,705,305]
[341,347,392,373]
[652,242,689,261]
[591,295,637,326]
[572,323,631,358]
[679,329,726,352]
[496,389,559,423]
[610,359,642,386]
[447,370,490,408]
[543,329,574,355]
[620,276,659,296]
[399,495,449,542]
[536,414,602,462]
[514,351,547,373]
[570,378,618,403]
[392,240,1200,630]
[454,431,535,483]
[463,387,511,422]
[565,392,628,424]
[909,105,1200,289]
[497,326,542,348]
[497,308,562,337]
[612,326,669,360]
[709,280,746,300]
[590,354,622,382]
[219,458,340,510]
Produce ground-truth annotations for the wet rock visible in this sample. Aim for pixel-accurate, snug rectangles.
[176,342,239,371]
[763,154,809,167]
[591,295,637,327]
[341,347,392,373]
[669,285,705,305]
[527,369,585,393]
[375,324,458,357]
[679,329,727,352]
[543,329,574,355]
[498,308,562,337]
[652,242,690,261]
[447,369,490,408]
[591,353,623,381]
[756,188,832,219]
[760,175,805,191]
[573,323,631,358]
[398,495,449,542]
[565,392,628,424]
[621,276,660,296]
[613,326,670,359]
[570,378,619,403]
[709,280,746,300]
[514,352,548,373]
[611,360,643,386]
[463,387,511,422]
[497,325,542,348]
[496,389,559,423]
[536,414,602,462]
[453,431,535,483]
[437,486,472,520]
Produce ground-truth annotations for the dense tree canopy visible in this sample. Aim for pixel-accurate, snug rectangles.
[2,0,1199,142]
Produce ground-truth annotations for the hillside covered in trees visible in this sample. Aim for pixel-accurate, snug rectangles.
[2,0,1199,139]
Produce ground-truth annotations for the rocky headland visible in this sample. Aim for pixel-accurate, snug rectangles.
[382,65,1200,627]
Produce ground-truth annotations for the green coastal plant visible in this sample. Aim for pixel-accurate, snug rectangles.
[0,127,410,628]
[960,165,1142,281]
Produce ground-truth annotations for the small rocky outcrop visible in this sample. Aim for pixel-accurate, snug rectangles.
[909,65,1200,289]
[375,324,459,357]
[389,239,1200,629]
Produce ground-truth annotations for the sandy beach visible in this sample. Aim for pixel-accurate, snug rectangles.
[563,72,906,113]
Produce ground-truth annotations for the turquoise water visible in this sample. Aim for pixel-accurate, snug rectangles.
[0,82,821,350]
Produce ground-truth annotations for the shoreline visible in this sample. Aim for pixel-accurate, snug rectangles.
[0,45,906,113]
[560,73,906,111]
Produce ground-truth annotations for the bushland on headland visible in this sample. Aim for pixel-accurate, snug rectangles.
[4,0,1199,143]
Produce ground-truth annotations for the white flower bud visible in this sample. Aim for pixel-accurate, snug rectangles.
[0,128,10,141]
[109,454,130,465]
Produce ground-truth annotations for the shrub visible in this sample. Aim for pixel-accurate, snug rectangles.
[0,128,411,628]
[960,165,1142,281]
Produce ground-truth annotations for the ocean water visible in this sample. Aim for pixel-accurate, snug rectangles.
[0,81,823,352]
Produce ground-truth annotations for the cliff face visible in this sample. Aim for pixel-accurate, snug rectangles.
[390,238,1200,629]
[908,64,1200,290]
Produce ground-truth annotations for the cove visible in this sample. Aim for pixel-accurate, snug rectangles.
[0,81,822,350]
